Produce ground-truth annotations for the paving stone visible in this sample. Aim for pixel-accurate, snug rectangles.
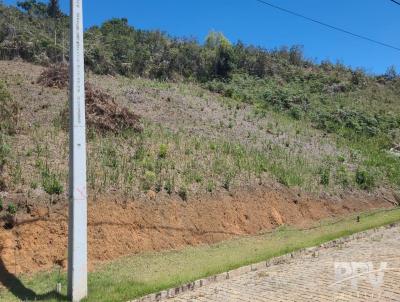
[165,226,400,301]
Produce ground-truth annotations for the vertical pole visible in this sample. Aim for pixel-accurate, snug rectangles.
[68,0,87,301]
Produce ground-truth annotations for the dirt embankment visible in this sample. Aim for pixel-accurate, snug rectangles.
[0,184,394,275]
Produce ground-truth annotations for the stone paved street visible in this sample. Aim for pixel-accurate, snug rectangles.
[168,226,400,302]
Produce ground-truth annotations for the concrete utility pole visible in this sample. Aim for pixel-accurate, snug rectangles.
[68,0,87,301]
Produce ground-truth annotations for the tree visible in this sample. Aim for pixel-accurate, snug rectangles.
[205,31,235,78]
[288,45,304,66]
[47,0,63,18]
[384,65,398,81]
[47,0,64,47]
[17,0,47,17]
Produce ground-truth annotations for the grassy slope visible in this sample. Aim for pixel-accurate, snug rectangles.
[0,208,399,302]
[1,61,399,209]
[0,1,399,203]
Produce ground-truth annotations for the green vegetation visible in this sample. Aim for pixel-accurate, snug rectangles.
[42,169,63,195]
[6,202,16,215]
[204,70,400,190]
[0,80,18,135]
[0,1,399,196]
[1,208,399,302]
[84,122,335,196]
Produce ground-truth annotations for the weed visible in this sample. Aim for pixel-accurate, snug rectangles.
[42,170,64,195]
[158,144,168,159]
[30,181,39,190]
[178,186,188,201]
[336,165,351,188]
[206,180,215,193]
[142,171,156,191]
[11,159,22,185]
[164,178,174,195]
[134,145,146,161]
[355,168,375,190]
[101,143,118,168]
[7,202,16,215]
[0,134,10,167]
[319,166,330,186]
[194,173,203,184]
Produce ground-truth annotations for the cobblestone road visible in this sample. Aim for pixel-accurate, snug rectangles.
[168,226,400,302]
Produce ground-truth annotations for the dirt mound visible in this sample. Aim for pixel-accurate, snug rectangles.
[37,64,69,89]
[0,185,393,275]
[37,65,143,133]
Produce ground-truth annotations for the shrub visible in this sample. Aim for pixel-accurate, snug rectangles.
[164,178,174,195]
[158,144,168,159]
[289,106,303,120]
[313,109,385,137]
[0,197,3,211]
[206,180,215,193]
[263,86,309,113]
[7,202,16,215]
[319,166,330,186]
[355,168,375,190]
[223,170,236,191]
[30,181,38,190]
[42,171,64,195]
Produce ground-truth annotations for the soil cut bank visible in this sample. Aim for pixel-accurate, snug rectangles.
[0,184,393,275]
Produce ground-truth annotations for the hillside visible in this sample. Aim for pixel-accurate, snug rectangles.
[0,2,399,276]
[1,2,400,198]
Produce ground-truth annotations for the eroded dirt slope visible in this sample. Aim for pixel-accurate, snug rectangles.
[0,183,393,275]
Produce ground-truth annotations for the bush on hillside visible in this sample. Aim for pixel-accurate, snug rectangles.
[263,86,309,112]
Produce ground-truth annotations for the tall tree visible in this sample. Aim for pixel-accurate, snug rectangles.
[47,0,62,18]
[17,0,47,17]
[47,0,63,47]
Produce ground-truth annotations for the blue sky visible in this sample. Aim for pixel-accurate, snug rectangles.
[4,0,400,74]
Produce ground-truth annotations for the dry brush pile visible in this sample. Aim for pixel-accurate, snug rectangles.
[38,65,143,133]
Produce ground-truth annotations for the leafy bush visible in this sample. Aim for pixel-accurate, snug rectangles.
[313,109,393,137]
[355,168,375,190]
[319,166,330,186]
[42,170,63,195]
[7,202,16,215]
[206,180,215,193]
[158,144,168,159]
[263,86,309,112]
[164,178,174,195]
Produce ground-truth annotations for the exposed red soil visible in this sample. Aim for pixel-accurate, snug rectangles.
[0,185,393,275]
